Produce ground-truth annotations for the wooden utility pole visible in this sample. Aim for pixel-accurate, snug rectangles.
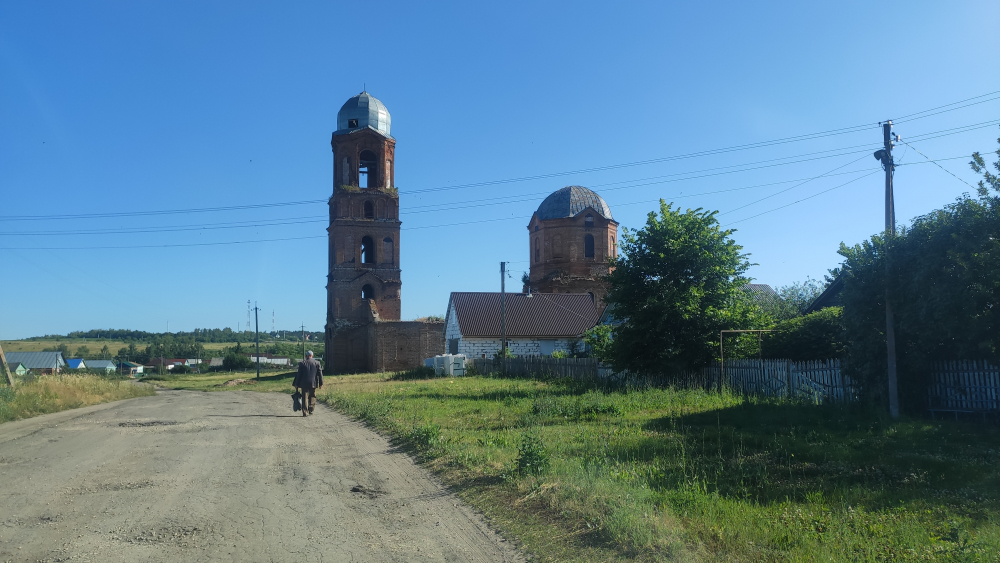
[876,121,900,418]
[1,342,14,387]
[500,261,507,376]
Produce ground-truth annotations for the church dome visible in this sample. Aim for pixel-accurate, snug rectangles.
[535,186,613,221]
[336,91,391,136]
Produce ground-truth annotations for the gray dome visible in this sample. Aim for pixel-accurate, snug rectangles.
[535,186,613,221]
[336,91,391,136]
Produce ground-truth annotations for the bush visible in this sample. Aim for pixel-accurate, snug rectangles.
[170,364,192,374]
[222,353,253,371]
[514,431,550,475]
[762,307,845,360]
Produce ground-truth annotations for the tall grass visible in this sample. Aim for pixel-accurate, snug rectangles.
[320,373,1000,562]
[0,375,154,423]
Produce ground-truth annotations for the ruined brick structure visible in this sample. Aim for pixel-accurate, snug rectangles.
[527,186,619,307]
[325,92,444,373]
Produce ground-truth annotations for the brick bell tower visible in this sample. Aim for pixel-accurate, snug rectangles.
[325,91,401,373]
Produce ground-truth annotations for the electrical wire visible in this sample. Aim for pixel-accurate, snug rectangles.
[898,141,979,191]
[728,171,882,225]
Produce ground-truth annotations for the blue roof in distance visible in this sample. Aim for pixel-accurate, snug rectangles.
[535,186,613,221]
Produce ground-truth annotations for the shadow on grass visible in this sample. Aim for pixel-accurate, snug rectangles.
[594,400,1000,509]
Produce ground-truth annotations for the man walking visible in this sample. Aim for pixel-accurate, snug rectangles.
[294,351,323,416]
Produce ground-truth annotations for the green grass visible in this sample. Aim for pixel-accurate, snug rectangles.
[142,369,298,393]
[316,373,1000,562]
[0,374,155,423]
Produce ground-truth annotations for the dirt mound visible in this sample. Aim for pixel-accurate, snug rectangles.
[219,379,257,387]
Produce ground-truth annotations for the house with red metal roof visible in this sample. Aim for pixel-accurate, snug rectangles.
[445,292,604,359]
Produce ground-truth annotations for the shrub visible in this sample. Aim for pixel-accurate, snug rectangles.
[762,307,845,360]
[551,350,568,359]
[223,353,253,371]
[514,430,550,475]
[170,364,192,374]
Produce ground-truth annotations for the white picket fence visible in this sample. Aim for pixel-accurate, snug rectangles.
[929,360,1000,417]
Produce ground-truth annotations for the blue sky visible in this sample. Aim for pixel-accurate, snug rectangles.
[1,1,998,340]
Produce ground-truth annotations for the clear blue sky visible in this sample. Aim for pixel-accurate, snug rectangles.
[2,1,998,340]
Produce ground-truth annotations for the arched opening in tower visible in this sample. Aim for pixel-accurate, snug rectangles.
[584,234,595,258]
[359,150,378,188]
[361,284,374,300]
[361,236,375,264]
[383,237,394,264]
[364,200,374,219]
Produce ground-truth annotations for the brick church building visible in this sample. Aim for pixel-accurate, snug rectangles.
[324,92,444,373]
[526,186,619,307]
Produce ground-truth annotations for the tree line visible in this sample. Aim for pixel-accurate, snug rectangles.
[587,129,1000,415]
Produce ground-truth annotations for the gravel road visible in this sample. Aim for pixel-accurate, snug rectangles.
[0,390,523,563]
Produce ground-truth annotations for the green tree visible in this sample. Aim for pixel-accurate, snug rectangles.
[761,307,845,360]
[773,277,825,319]
[838,132,1000,411]
[74,345,90,358]
[602,201,768,377]
[100,344,110,359]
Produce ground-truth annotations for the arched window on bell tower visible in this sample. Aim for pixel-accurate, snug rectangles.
[359,150,378,188]
[361,236,375,264]
[584,234,595,258]
[361,284,374,300]
[364,201,374,219]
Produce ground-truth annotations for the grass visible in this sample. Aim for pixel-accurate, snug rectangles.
[123,369,1000,561]
[316,373,1000,562]
[0,374,155,423]
[144,369,298,392]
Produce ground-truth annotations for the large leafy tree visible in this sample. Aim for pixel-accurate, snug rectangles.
[838,131,1000,411]
[602,201,767,377]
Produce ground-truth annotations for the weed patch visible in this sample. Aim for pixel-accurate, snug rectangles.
[0,375,154,423]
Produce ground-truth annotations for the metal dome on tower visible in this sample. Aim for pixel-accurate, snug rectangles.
[535,186,614,221]
[336,91,392,137]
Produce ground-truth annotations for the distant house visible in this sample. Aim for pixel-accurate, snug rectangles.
[804,277,843,314]
[246,353,292,367]
[118,361,143,376]
[66,358,87,369]
[144,358,174,371]
[5,352,66,375]
[209,357,224,368]
[85,359,117,374]
[743,283,783,312]
[445,292,604,358]
[7,362,28,377]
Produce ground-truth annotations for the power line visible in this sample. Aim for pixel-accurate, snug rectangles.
[2,94,996,223]
[898,141,979,191]
[728,171,882,225]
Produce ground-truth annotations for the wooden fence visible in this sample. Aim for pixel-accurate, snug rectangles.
[929,360,1000,417]
[701,359,853,404]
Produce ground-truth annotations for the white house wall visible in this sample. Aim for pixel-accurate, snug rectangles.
[457,337,575,359]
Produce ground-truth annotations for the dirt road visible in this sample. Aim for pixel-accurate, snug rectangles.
[0,390,523,562]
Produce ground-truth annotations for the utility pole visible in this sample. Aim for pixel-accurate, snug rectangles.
[301,323,306,361]
[875,121,900,418]
[1,342,14,387]
[500,261,507,376]
[254,302,261,379]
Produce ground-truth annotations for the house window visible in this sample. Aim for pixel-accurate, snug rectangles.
[584,234,595,258]
[361,236,375,264]
[364,201,374,219]
[361,284,374,300]
[539,340,556,356]
[348,118,358,128]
